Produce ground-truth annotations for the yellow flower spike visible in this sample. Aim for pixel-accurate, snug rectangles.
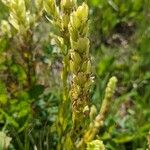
[75,76,117,148]
[100,76,117,115]
[69,2,92,146]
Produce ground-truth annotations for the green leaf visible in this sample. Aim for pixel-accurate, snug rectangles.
[0,94,7,105]
[0,38,8,52]
[0,109,19,128]
[113,134,135,143]
[0,80,7,94]
[29,84,45,99]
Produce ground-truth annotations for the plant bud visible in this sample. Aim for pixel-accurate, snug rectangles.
[0,20,11,37]
[75,72,87,86]
[44,0,59,18]
[76,2,88,23]
[86,60,92,73]
[81,61,87,72]
[108,76,118,89]
[70,38,78,50]
[77,37,90,53]
[82,23,89,36]
[61,0,76,11]
[61,14,70,29]
[70,60,79,74]
[69,25,78,41]
[84,79,92,90]
[35,0,43,11]
[104,76,117,100]
[70,51,81,65]
[70,12,80,29]
[87,140,105,150]
[1,0,10,6]
[55,35,64,47]
[71,87,79,100]
[83,105,90,116]
[9,17,19,31]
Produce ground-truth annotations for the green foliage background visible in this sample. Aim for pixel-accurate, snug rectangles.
[0,0,150,149]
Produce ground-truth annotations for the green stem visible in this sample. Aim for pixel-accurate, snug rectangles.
[62,55,69,102]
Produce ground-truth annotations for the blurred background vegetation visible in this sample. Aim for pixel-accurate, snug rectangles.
[0,0,150,149]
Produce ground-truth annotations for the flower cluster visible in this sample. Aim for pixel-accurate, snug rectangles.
[87,140,105,150]
[44,0,59,20]
[1,0,35,34]
[69,2,93,137]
